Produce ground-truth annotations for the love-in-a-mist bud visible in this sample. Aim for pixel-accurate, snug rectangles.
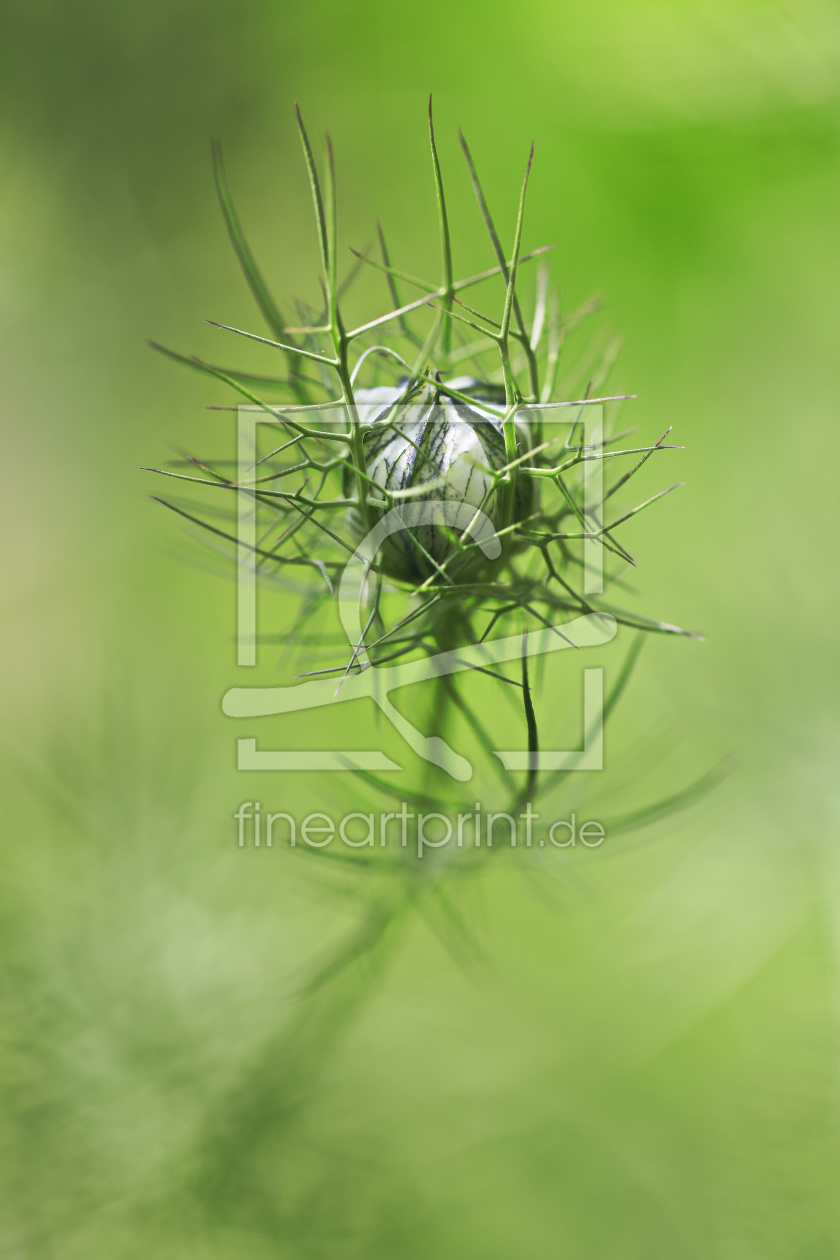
[347,378,535,582]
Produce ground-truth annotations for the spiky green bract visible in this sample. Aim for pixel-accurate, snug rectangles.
[149,103,710,935]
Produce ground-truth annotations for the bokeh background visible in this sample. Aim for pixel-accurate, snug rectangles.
[3,0,840,1255]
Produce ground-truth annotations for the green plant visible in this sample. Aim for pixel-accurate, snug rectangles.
[147,99,716,946]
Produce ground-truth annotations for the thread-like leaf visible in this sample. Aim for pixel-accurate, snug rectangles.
[295,103,331,287]
[428,95,454,355]
[211,139,289,342]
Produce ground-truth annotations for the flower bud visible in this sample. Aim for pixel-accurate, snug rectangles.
[347,378,535,582]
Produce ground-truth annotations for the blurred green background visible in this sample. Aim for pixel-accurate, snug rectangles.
[2,0,840,1255]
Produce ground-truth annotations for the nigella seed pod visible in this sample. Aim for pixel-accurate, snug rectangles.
[346,379,536,582]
